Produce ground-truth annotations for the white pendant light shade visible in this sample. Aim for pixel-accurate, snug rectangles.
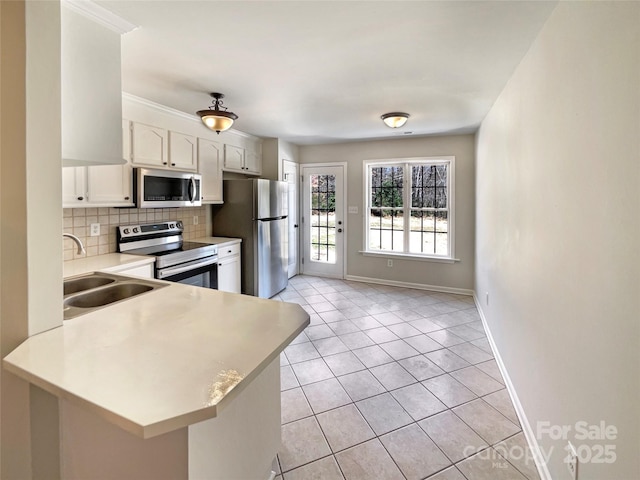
[197,93,238,134]
[381,112,410,128]
[199,112,236,132]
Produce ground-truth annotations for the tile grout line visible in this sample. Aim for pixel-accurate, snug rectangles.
[279,275,526,480]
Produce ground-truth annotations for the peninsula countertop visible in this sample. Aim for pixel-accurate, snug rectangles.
[3,281,309,439]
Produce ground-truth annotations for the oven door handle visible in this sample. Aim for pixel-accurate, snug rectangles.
[157,256,218,279]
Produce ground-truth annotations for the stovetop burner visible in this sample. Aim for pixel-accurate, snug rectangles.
[117,222,217,269]
[125,241,213,257]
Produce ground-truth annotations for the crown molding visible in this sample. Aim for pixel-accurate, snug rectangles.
[122,93,259,140]
[61,0,138,35]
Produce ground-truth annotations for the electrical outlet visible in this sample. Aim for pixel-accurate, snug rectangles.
[193,216,199,225]
[90,223,100,237]
[566,441,578,479]
[387,259,393,267]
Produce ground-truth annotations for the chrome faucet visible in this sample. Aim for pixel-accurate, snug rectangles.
[63,233,86,255]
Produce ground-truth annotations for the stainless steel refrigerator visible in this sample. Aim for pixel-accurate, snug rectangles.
[212,179,288,298]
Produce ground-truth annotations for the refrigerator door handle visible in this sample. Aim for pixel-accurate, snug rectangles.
[256,216,287,222]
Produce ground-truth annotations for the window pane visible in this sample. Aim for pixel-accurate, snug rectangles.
[411,165,447,209]
[435,211,448,255]
[310,174,336,264]
[409,210,448,255]
[371,166,403,208]
[369,209,403,252]
[367,161,451,258]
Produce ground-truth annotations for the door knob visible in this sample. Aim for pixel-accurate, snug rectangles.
[338,220,342,225]
[338,228,343,233]
[294,224,299,228]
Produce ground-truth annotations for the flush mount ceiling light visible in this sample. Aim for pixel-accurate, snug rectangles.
[381,112,410,129]
[196,92,238,134]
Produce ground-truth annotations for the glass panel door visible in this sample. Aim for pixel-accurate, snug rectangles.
[302,165,344,278]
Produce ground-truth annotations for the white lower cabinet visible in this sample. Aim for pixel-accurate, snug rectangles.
[217,243,241,293]
[116,263,154,279]
[101,262,155,279]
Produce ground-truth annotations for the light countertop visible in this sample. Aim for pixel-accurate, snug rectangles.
[192,236,242,248]
[3,281,308,439]
[63,253,155,278]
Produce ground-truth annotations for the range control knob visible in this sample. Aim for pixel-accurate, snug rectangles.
[123,228,130,235]
[133,227,139,233]
[176,221,183,229]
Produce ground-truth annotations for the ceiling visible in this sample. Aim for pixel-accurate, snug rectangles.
[100,1,557,145]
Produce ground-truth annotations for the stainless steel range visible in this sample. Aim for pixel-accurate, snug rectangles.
[118,222,218,288]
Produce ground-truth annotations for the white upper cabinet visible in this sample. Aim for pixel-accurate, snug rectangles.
[62,119,134,208]
[131,123,198,172]
[169,131,198,171]
[245,146,262,175]
[131,122,169,168]
[61,4,125,167]
[198,138,223,204]
[62,167,87,206]
[63,164,133,208]
[224,144,245,172]
[222,142,262,175]
[86,163,132,205]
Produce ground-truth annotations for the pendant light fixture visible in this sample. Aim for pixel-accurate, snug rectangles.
[196,92,238,134]
[381,112,410,128]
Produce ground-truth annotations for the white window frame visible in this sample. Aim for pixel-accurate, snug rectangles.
[362,156,457,263]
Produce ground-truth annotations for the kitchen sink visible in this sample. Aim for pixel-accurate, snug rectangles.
[63,273,167,320]
[63,275,116,295]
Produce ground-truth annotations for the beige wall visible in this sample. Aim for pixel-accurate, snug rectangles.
[261,138,300,181]
[475,2,639,479]
[0,2,31,477]
[299,135,475,292]
[2,0,63,477]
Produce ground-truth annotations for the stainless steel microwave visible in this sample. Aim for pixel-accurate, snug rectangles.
[134,168,202,208]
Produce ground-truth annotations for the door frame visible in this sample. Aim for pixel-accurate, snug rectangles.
[301,162,348,279]
[281,159,299,278]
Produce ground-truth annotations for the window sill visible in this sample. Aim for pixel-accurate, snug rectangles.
[359,250,460,264]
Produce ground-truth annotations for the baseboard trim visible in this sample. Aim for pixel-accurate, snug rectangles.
[344,275,473,296]
[472,294,552,480]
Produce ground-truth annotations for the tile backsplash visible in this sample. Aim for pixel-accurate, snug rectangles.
[63,206,207,261]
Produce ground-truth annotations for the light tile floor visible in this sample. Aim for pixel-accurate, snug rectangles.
[272,275,541,480]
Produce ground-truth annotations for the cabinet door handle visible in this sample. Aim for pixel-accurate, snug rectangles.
[163,162,168,165]
[77,196,84,201]
[124,196,130,200]
[171,163,176,166]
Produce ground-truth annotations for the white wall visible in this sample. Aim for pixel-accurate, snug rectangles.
[475,2,639,479]
[299,134,475,292]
